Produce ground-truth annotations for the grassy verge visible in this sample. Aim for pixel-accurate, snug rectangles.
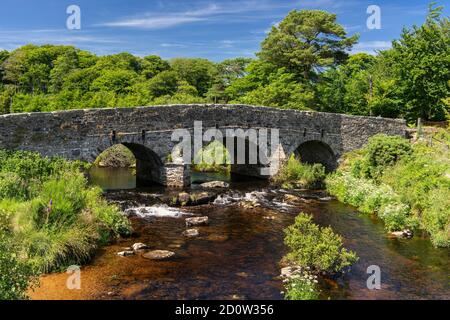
[0,150,131,299]
[272,155,326,189]
[326,132,450,247]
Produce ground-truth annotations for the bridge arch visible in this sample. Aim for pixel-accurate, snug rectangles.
[94,142,165,186]
[294,140,337,172]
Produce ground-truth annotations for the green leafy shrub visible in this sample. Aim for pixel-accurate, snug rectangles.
[284,213,358,274]
[0,172,27,200]
[273,155,326,189]
[0,233,37,300]
[353,134,412,180]
[94,144,136,168]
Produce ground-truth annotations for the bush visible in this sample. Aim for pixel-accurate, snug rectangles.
[353,134,412,180]
[273,155,326,189]
[284,213,358,274]
[94,144,135,168]
[0,234,37,300]
[0,172,27,200]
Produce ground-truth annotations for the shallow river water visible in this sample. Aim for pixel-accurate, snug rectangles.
[30,168,449,300]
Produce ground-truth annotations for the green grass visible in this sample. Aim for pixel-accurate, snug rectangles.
[272,155,326,189]
[0,150,132,298]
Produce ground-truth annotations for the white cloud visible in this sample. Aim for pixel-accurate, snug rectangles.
[98,0,301,30]
[352,41,392,54]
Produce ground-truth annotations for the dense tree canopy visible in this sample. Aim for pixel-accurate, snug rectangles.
[0,6,448,122]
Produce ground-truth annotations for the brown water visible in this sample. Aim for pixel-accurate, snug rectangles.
[31,168,450,300]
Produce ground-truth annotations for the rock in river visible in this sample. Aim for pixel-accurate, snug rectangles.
[185,216,209,227]
[142,250,176,260]
[390,229,414,239]
[183,228,200,237]
[132,243,149,252]
[117,251,135,257]
[200,181,230,189]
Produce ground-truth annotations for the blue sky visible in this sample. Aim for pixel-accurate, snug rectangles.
[0,0,448,61]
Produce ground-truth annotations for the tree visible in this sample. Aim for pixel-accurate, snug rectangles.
[388,4,450,121]
[259,10,358,80]
[147,70,179,98]
[170,58,217,96]
[142,55,170,79]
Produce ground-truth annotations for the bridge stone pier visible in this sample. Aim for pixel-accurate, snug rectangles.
[0,104,407,187]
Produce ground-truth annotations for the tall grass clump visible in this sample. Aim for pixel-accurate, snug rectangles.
[0,150,131,298]
[272,155,326,189]
[326,132,450,247]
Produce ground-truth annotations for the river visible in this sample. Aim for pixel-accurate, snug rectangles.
[30,167,449,300]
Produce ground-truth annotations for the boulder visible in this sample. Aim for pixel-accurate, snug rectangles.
[183,229,200,237]
[177,192,191,206]
[117,251,134,257]
[142,250,175,260]
[282,194,302,203]
[132,243,149,252]
[186,216,209,227]
[189,192,217,205]
[200,181,230,189]
[389,229,414,239]
[169,191,217,206]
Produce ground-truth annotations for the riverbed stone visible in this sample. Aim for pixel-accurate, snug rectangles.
[200,181,230,189]
[177,192,191,206]
[183,228,200,237]
[282,194,302,203]
[117,251,135,257]
[390,229,414,239]
[132,243,149,252]
[189,192,217,205]
[186,216,209,227]
[142,250,176,260]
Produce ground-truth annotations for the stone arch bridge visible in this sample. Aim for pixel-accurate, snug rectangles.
[0,104,406,187]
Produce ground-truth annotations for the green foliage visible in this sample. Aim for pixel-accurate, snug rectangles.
[94,144,136,168]
[284,271,320,300]
[0,150,131,275]
[259,10,358,80]
[316,5,449,122]
[272,155,326,189]
[326,129,450,247]
[284,213,358,274]
[0,233,37,300]
[353,134,413,180]
[389,4,450,121]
